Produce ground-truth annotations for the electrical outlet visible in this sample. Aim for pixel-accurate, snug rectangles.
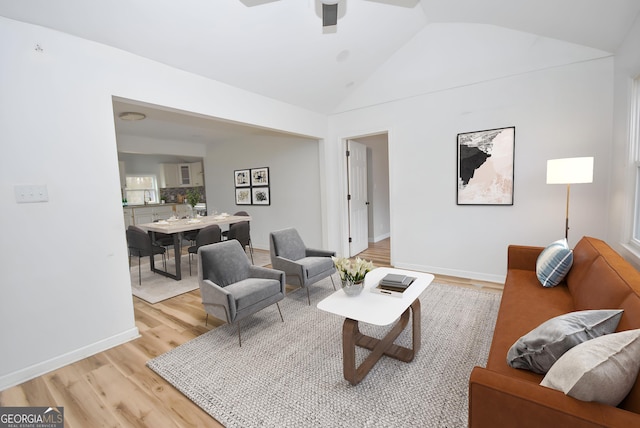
[15,185,49,203]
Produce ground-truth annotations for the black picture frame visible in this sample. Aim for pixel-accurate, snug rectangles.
[457,126,515,205]
[251,167,269,186]
[235,188,251,205]
[252,187,270,205]
[234,169,251,187]
[234,167,271,205]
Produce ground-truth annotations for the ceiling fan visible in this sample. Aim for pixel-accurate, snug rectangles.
[240,0,420,28]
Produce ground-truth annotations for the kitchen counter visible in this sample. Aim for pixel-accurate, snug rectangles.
[123,203,193,227]
[123,202,183,208]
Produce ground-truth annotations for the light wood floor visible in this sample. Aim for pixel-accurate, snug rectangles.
[0,238,501,427]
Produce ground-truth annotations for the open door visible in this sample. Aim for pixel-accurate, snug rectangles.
[347,140,369,256]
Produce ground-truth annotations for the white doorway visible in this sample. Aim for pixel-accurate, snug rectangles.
[346,133,390,257]
[347,140,369,256]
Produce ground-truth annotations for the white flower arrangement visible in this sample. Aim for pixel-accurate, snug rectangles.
[332,256,374,284]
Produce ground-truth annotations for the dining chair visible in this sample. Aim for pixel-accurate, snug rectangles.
[227,221,253,263]
[126,225,166,285]
[183,229,199,246]
[222,211,254,258]
[187,224,222,276]
[198,240,285,346]
[269,227,337,305]
[151,222,175,259]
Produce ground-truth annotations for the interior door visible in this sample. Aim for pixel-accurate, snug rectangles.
[348,140,369,256]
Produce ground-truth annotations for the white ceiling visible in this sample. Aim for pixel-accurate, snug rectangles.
[2,0,640,144]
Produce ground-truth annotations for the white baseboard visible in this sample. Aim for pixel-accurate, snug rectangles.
[369,232,390,243]
[0,327,140,391]
[394,262,505,284]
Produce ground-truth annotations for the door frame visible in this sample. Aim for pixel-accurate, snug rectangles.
[339,130,391,261]
[347,139,369,256]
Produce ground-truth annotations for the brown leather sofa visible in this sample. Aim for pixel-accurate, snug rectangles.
[469,236,640,427]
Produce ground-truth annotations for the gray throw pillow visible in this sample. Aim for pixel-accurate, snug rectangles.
[507,309,623,374]
[541,329,640,406]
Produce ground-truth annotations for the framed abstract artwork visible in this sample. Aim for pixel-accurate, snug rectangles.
[251,167,269,186]
[235,188,251,205]
[457,126,515,205]
[234,167,271,205]
[252,187,270,205]
[234,169,250,187]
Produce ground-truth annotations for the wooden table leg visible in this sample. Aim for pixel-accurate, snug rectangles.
[342,298,421,385]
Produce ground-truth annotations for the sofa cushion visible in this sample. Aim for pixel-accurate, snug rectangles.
[540,329,640,406]
[536,239,573,287]
[507,309,623,374]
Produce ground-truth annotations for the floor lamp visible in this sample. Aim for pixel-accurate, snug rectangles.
[546,157,594,240]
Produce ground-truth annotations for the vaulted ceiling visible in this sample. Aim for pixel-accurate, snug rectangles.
[2,0,639,142]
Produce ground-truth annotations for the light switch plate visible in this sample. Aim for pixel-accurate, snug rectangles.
[15,185,49,203]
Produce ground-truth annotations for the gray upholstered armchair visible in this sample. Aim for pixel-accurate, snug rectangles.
[198,240,285,346]
[269,227,337,305]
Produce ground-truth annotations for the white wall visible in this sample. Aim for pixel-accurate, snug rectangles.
[0,16,326,390]
[203,135,323,250]
[118,135,207,159]
[609,15,640,268]
[326,24,614,282]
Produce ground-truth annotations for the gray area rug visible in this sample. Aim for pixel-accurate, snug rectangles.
[131,248,270,304]
[147,279,501,427]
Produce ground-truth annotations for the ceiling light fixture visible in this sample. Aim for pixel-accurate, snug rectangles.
[118,112,146,121]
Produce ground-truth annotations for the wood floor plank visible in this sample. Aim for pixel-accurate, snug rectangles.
[85,364,179,428]
[9,377,57,408]
[44,365,121,428]
[129,369,221,428]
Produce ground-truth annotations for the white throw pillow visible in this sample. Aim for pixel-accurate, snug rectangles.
[536,238,573,287]
[507,309,623,374]
[540,329,640,406]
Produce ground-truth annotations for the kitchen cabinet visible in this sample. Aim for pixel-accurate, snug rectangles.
[178,164,191,185]
[163,162,203,187]
[162,163,179,188]
[190,161,204,186]
[123,208,133,228]
[131,205,174,225]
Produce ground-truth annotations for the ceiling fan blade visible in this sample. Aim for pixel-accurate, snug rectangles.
[239,0,280,6]
[365,0,419,7]
[322,2,338,27]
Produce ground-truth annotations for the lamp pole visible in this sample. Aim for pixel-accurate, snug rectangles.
[546,157,594,243]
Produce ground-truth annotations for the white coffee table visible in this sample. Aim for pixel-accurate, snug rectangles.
[317,267,434,385]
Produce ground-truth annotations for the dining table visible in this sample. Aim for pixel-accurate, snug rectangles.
[137,214,252,281]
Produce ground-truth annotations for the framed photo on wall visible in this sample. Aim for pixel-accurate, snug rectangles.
[251,167,269,186]
[457,126,515,205]
[234,167,271,205]
[234,169,251,187]
[235,188,251,205]
[252,187,270,205]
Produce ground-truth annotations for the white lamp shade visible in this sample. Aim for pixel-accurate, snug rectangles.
[546,157,594,184]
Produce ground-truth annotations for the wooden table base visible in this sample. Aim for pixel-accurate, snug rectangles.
[342,299,421,385]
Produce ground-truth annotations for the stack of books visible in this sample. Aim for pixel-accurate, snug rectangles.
[378,273,416,292]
